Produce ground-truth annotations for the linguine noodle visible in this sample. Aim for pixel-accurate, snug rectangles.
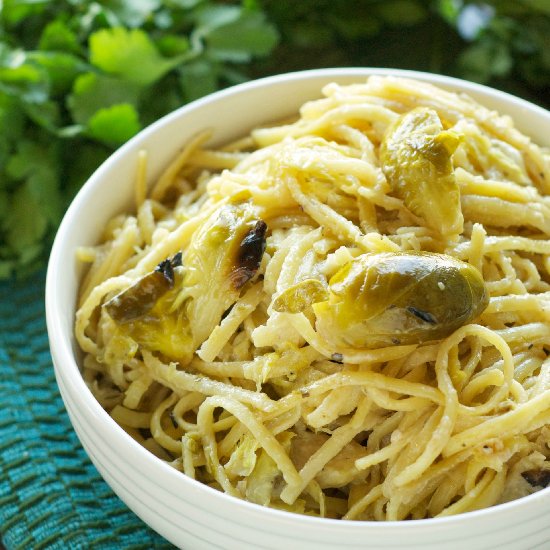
[75,76,550,520]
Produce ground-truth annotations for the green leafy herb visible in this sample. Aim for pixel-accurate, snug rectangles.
[89,27,185,86]
[0,0,279,279]
[87,104,141,146]
[0,0,548,279]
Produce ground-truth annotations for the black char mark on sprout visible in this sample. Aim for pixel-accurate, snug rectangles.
[155,250,184,285]
[231,220,268,290]
[407,306,437,325]
[171,251,183,268]
[104,251,182,323]
[522,470,550,488]
[155,259,175,287]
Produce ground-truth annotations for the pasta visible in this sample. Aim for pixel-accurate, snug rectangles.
[75,76,550,520]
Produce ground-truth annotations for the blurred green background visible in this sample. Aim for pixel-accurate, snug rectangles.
[1,0,549,280]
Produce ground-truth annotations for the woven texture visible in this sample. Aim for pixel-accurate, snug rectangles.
[0,271,175,550]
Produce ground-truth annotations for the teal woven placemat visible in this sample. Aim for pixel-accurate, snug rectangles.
[0,271,175,550]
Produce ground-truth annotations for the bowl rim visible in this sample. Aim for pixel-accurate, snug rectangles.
[46,67,550,534]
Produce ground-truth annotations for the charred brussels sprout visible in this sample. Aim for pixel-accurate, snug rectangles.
[103,203,268,362]
[381,107,463,237]
[104,253,182,323]
[183,202,267,347]
[103,252,192,362]
[314,252,488,348]
[232,220,268,290]
[522,470,550,488]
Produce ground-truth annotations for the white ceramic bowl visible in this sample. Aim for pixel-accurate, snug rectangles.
[46,68,550,550]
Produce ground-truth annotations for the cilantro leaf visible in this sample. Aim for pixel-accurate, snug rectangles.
[89,27,185,86]
[38,20,82,55]
[0,51,49,104]
[6,141,62,225]
[194,4,242,30]
[23,101,62,133]
[156,34,191,57]
[2,182,49,253]
[68,72,140,124]
[101,0,162,28]
[1,0,49,27]
[26,51,87,96]
[87,103,141,146]
[197,6,279,62]
[457,40,513,83]
[179,59,219,101]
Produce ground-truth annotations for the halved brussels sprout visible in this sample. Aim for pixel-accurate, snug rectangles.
[103,203,267,361]
[314,252,488,348]
[182,202,267,348]
[381,107,463,237]
[272,279,328,314]
[522,469,550,488]
[232,219,268,290]
[104,252,182,323]
[103,252,192,362]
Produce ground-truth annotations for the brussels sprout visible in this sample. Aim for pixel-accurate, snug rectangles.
[272,279,328,314]
[104,252,182,323]
[314,252,488,348]
[103,203,268,361]
[381,107,463,237]
[104,252,192,362]
[121,298,192,362]
[522,470,550,488]
[182,202,267,348]
[232,220,268,290]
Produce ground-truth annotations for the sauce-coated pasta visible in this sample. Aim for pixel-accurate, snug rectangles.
[76,77,550,520]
